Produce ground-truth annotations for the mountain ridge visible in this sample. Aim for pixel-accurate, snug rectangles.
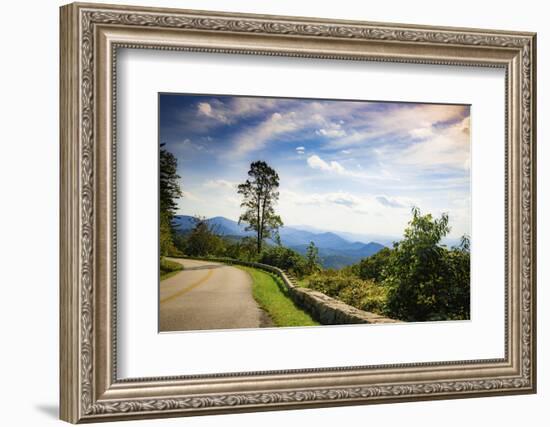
[172,215,387,268]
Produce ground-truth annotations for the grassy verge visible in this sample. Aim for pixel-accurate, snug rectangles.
[160,258,184,281]
[236,266,319,327]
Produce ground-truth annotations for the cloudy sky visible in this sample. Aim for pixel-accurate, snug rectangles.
[159,93,471,239]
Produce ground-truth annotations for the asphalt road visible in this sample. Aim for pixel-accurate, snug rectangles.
[159,258,271,332]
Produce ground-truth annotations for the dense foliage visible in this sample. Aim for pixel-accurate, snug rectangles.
[159,144,183,256]
[174,219,309,278]
[383,208,470,321]
[224,237,259,262]
[304,208,470,321]
[307,270,389,314]
[355,247,392,282]
[257,245,307,277]
[184,217,226,257]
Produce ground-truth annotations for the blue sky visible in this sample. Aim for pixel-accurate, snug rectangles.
[160,93,471,238]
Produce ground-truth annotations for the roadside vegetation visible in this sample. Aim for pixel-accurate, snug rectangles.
[159,143,184,258]
[160,258,183,281]
[237,266,319,327]
[301,209,470,322]
[172,209,470,322]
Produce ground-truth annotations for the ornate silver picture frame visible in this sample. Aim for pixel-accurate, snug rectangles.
[60,2,536,423]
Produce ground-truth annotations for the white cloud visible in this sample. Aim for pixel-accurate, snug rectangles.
[233,111,301,155]
[306,192,362,208]
[275,189,462,237]
[172,98,470,237]
[181,190,200,201]
[316,121,347,138]
[323,104,469,149]
[186,98,470,171]
[316,128,347,138]
[305,154,397,181]
[375,195,407,209]
[228,100,373,156]
[409,127,434,138]
[281,189,363,210]
[224,195,241,206]
[176,138,211,153]
[203,179,237,190]
[231,97,278,117]
[197,102,211,116]
[179,138,196,148]
[398,116,471,170]
[197,102,231,124]
[193,98,295,132]
[307,154,345,174]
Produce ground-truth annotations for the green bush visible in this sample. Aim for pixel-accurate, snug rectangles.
[306,270,389,315]
[357,247,393,282]
[383,208,470,321]
[224,237,259,262]
[339,279,389,314]
[306,270,349,297]
[258,245,307,278]
[184,218,226,257]
[304,209,470,322]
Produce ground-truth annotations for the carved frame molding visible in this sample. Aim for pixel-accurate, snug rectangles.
[60,2,536,423]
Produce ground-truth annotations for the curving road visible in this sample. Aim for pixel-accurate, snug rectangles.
[159,258,271,332]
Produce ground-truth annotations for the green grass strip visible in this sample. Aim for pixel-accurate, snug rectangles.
[237,266,319,327]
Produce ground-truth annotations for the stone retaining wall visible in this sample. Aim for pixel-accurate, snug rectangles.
[175,256,400,325]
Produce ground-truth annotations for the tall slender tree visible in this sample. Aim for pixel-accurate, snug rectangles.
[305,241,321,274]
[159,143,183,256]
[238,161,283,254]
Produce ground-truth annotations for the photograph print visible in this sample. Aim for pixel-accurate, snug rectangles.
[159,93,471,332]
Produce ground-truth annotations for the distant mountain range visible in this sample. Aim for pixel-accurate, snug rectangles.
[172,215,387,269]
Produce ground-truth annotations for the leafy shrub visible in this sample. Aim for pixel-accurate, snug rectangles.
[306,270,389,315]
[357,247,393,282]
[383,208,470,321]
[338,279,389,314]
[258,245,307,278]
[305,209,470,322]
[224,237,259,262]
[184,218,226,257]
[306,270,349,297]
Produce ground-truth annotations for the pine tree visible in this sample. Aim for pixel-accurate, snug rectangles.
[159,144,183,256]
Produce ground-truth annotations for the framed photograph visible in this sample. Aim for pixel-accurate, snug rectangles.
[60,2,537,423]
